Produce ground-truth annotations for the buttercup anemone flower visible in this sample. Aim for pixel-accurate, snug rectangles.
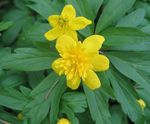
[44,4,92,41]
[57,118,70,124]
[52,35,109,90]
[137,99,146,110]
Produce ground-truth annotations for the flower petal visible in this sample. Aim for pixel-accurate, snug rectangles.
[65,29,78,41]
[48,15,59,27]
[44,27,62,41]
[52,58,63,75]
[56,35,77,56]
[91,55,109,71]
[67,75,81,90]
[82,35,105,54]
[61,5,76,19]
[83,70,101,90]
[69,17,92,30]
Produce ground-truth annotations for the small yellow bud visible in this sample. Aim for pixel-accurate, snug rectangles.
[17,113,23,120]
[57,118,70,124]
[137,99,146,109]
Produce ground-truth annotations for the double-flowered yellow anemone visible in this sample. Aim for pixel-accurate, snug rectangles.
[44,4,92,41]
[52,35,109,90]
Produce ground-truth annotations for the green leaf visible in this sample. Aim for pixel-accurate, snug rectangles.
[97,72,115,99]
[30,72,59,97]
[117,8,145,27]
[107,69,143,121]
[0,21,13,32]
[108,54,150,95]
[0,47,11,58]
[25,100,49,124]
[0,48,58,71]
[96,0,136,32]
[141,24,150,34]
[24,73,63,124]
[87,0,103,16]
[61,104,79,124]
[110,105,128,124]
[49,76,67,124]
[27,0,61,19]
[1,9,33,45]
[0,71,26,87]
[102,27,150,51]
[61,92,87,113]
[0,88,29,110]
[27,71,45,88]
[83,85,111,124]
[17,23,50,46]
[135,1,150,19]
[0,109,22,124]
[76,110,94,124]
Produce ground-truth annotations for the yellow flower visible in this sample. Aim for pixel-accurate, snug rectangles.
[17,113,23,120]
[137,99,146,110]
[44,4,92,41]
[52,35,109,90]
[57,118,70,124]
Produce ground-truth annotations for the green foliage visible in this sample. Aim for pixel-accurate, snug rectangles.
[0,0,150,124]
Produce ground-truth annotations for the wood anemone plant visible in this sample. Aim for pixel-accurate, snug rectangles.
[0,0,150,124]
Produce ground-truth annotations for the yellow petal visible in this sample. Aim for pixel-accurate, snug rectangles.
[83,70,101,90]
[61,4,76,19]
[56,35,77,56]
[52,58,63,75]
[91,55,109,71]
[44,27,62,41]
[82,35,105,54]
[65,29,78,41]
[69,17,92,30]
[57,118,70,124]
[48,15,59,27]
[67,74,81,90]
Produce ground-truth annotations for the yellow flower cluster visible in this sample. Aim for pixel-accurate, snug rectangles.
[45,5,109,90]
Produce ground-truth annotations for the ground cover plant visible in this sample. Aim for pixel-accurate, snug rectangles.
[0,0,150,124]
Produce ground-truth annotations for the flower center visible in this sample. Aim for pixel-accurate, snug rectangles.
[55,44,93,80]
[58,17,68,28]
